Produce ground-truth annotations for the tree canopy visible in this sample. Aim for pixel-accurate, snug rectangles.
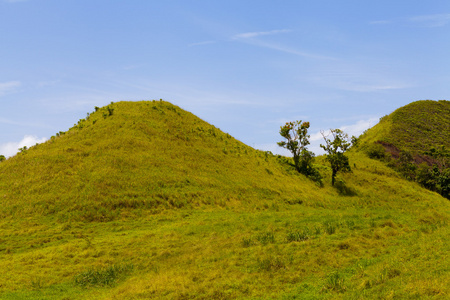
[320,129,351,186]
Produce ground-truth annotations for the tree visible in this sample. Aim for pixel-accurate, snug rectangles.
[320,129,351,185]
[0,155,5,162]
[278,120,315,175]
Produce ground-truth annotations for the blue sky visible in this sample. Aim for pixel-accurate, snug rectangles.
[1,0,449,157]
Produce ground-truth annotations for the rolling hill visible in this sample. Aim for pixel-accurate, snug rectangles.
[0,100,449,299]
[358,100,450,156]
[357,100,450,199]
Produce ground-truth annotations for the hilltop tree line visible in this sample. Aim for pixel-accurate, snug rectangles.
[278,120,353,187]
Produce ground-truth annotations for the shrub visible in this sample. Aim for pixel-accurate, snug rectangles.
[323,271,346,292]
[286,227,310,242]
[256,232,275,245]
[366,143,387,160]
[74,264,133,287]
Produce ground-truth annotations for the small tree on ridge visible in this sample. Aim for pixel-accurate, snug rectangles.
[278,120,315,175]
[320,129,351,185]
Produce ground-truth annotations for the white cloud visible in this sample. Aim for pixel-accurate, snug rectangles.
[188,40,216,47]
[370,13,450,28]
[340,118,379,137]
[307,63,411,92]
[232,29,291,39]
[0,81,21,97]
[409,13,450,27]
[0,135,47,158]
[242,39,336,60]
[309,117,379,155]
[369,20,392,25]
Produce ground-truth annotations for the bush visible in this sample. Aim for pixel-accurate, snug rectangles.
[366,143,387,160]
[74,264,133,287]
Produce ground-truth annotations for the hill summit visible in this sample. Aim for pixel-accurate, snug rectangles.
[359,100,450,156]
[357,99,450,199]
[0,100,317,222]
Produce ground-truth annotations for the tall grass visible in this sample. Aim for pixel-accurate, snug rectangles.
[0,100,449,299]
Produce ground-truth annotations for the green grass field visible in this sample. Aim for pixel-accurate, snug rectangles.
[0,101,449,299]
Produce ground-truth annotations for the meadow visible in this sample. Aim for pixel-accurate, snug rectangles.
[0,101,448,299]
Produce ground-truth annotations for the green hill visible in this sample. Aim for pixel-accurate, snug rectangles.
[0,100,449,299]
[357,100,450,199]
[359,100,450,155]
[0,100,321,222]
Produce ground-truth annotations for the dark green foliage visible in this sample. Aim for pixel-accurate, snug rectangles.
[397,151,417,180]
[334,178,357,196]
[74,264,133,288]
[323,221,337,235]
[439,168,450,199]
[278,120,322,184]
[320,129,351,186]
[416,164,450,199]
[366,143,388,160]
[18,146,28,153]
[256,232,275,245]
[107,106,114,116]
[324,272,346,292]
[286,227,310,242]
[256,256,285,272]
[416,164,440,191]
[425,145,450,169]
[0,155,5,162]
[278,120,312,173]
[351,135,359,147]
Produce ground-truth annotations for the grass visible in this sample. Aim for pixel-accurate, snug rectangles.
[0,100,449,299]
[359,99,450,155]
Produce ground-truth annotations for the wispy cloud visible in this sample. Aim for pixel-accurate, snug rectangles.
[0,135,47,158]
[307,63,411,92]
[189,28,333,60]
[309,117,379,155]
[369,20,392,25]
[370,13,450,28]
[242,39,336,60]
[333,82,410,93]
[232,29,291,39]
[0,81,21,96]
[409,13,450,27]
[188,40,216,47]
[313,118,377,143]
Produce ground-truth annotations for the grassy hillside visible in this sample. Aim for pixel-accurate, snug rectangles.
[357,100,450,199]
[359,100,450,154]
[0,100,322,222]
[0,100,449,299]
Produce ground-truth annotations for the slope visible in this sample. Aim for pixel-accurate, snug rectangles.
[0,100,321,222]
[0,100,449,299]
[358,99,450,155]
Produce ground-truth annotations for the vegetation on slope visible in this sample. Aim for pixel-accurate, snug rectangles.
[0,100,321,222]
[0,100,449,299]
[358,100,450,199]
[359,100,450,154]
